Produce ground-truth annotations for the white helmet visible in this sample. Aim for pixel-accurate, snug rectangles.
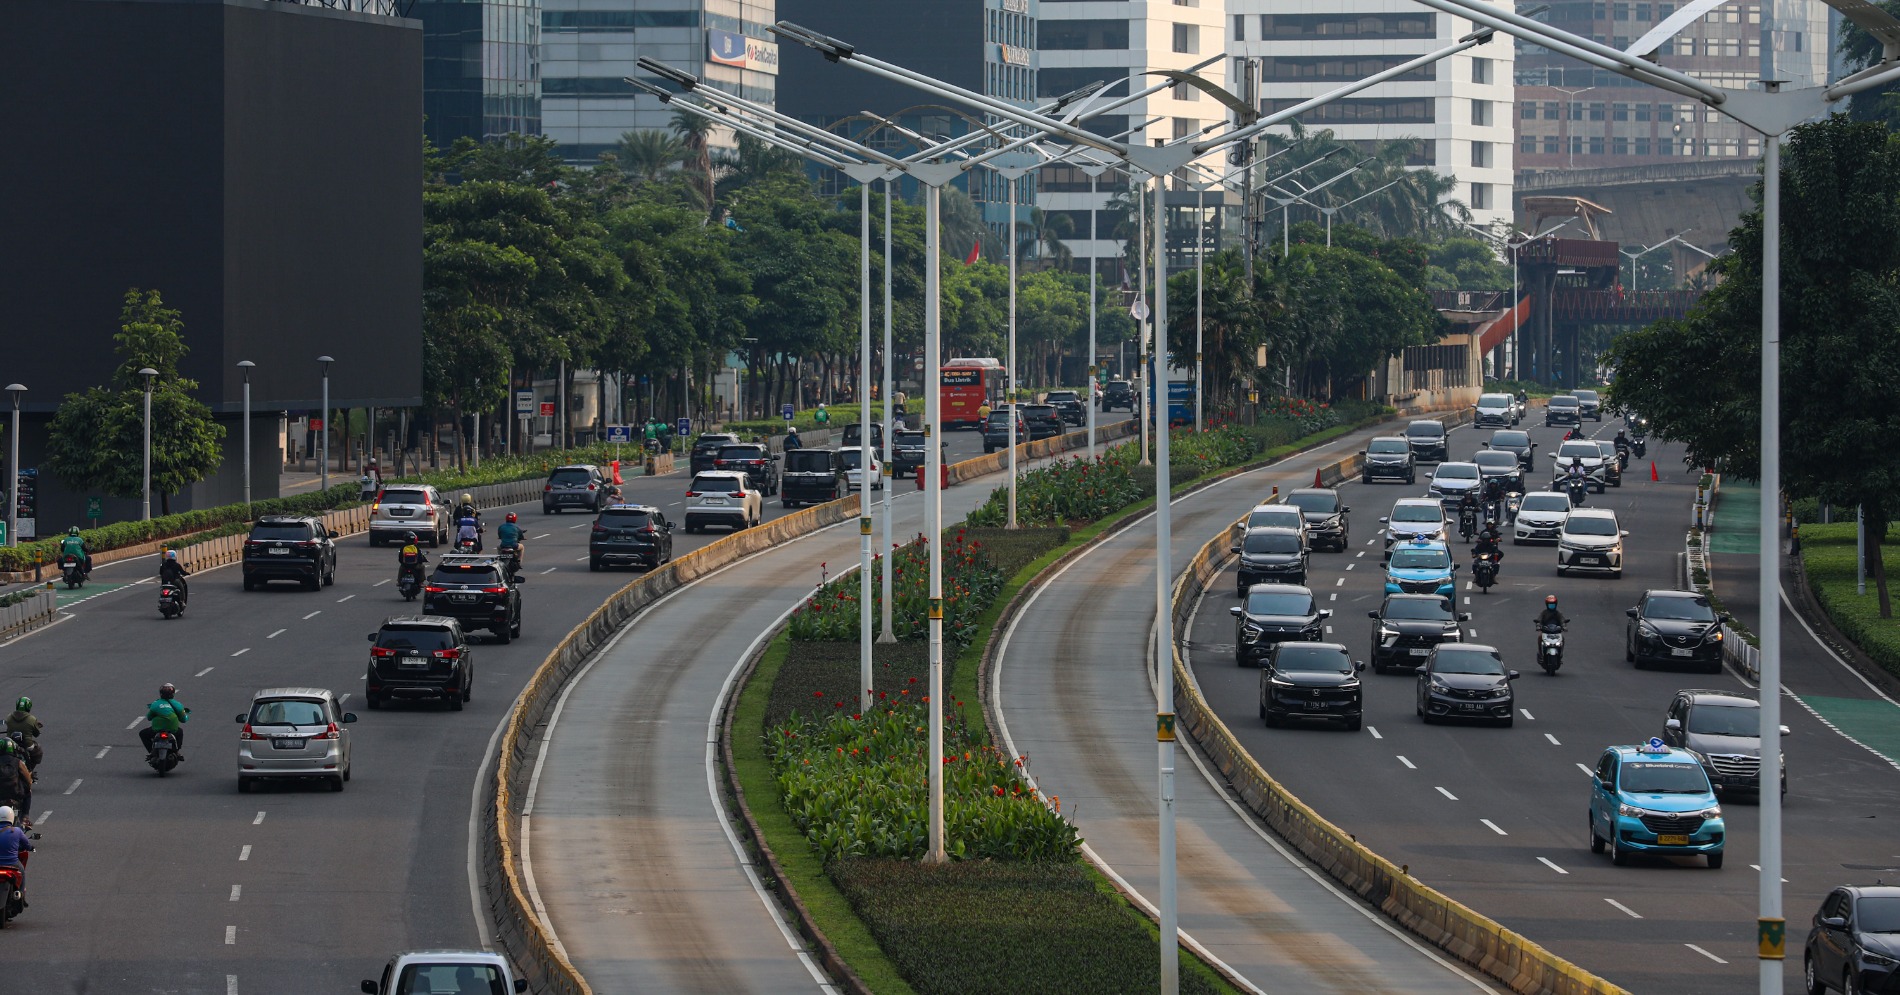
[0,806,14,826]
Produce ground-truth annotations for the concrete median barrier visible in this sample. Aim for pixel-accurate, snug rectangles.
[0,590,57,640]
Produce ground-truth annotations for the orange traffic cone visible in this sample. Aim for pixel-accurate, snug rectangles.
[1313,468,1324,488]
[611,460,624,485]
[1649,461,1659,482]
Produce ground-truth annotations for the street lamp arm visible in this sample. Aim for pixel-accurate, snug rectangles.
[1828,58,1900,100]
[1339,176,1408,209]
[636,59,910,169]
[1410,0,1723,103]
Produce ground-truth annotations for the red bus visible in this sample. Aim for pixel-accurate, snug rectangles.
[941,357,1004,428]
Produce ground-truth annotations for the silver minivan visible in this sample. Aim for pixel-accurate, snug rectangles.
[370,484,449,547]
[237,687,356,793]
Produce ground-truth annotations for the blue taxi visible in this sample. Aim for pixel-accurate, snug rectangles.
[1587,740,1725,868]
[1384,536,1456,597]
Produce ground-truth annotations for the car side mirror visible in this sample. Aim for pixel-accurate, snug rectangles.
[367,632,378,641]
[1720,613,1732,623]
[1625,608,1638,618]
[1450,563,1460,571]
[1780,725,1792,736]
[1413,665,1428,674]
[342,713,358,723]
[1229,607,1243,617]
[1378,517,1389,524]
[362,983,380,995]
[1342,506,1350,513]
[1357,450,1367,456]
[1459,612,1472,621]
[1620,530,1630,537]
[1354,661,1366,672]
[1665,718,1681,731]
[235,714,246,723]
[1319,609,1332,618]
[515,981,529,994]
[1821,915,1848,930]
[1506,670,1520,680]
[664,522,674,531]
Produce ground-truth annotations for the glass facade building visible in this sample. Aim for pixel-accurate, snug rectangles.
[414,0,541,148]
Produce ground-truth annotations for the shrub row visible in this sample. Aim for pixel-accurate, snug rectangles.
[786,531,1005,648]
[0,484,362,572]
[965,423,1262,529]
[1800,522,1900,680]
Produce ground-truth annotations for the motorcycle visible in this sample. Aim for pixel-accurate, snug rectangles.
[1614,445,1631,472]
[1458,507,1478,543]
[158,584,185,619]
[148,729,182,775]
[1537,622,1567,675]
[1472,552,1500,593]
[397,568,422,602]
[1505,491,1524,522]
[59,555,85,590]
[498,544,523,582]
[1565,476,1589,507]
[454,531,482,554]
[0,848,31,929]
[6,733,38,774]
[1632,435,1648,459]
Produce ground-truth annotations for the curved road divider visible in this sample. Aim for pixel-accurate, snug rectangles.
[486,419,1135,992]
[0,590,57,641]
[1168,451,1627,995]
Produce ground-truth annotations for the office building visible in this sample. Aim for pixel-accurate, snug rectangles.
[413,0,542,149]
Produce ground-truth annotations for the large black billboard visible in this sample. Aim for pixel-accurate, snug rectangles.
[0,0,422,414]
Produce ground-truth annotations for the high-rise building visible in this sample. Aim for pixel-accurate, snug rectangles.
[541,1,780,164]
[1228,0,1516,227]
[412,0,542,149]
[1514,0,1831,171]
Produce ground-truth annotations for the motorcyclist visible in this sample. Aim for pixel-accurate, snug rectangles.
[139,683,189,760]
[1564,460,1588,492]
[784,426,803,451]
[1456,490,1480,536]
[58,527,91,577]
[158,549,189,606]
[1613,428,1630,451]
[4,699,41,771]
[1474,522,1504,569]
[0,805,33,903]
[0,742,29,828]
[1535,594,1569,630]
[397,531,429,587]
[453,493,479,524]
[497,513,526,574]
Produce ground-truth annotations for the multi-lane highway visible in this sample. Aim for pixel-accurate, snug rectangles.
[1182,418,1900,993]
[0,426,1025,993]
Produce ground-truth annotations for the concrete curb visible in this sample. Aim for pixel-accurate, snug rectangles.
[0,590,57,641]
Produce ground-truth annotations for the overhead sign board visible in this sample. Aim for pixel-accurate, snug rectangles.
[709,29,780,74]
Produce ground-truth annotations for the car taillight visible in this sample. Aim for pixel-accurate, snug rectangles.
[372,503,381,514]
[482,586,509,594]
[425,585,446,594]
[685,491,699,498]
[592,523,608,533]
[238,724,255,741]
[714,460,727,467]
[370,647,396,658]
[643,526,659,534]
[315,722,340,741]
[433,648,462,660]
[297,541,318,549]
[544,484,553,492]
[734,490,747,498]
[587,483,597,490]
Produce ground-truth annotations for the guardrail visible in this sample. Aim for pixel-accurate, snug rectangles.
[1170,455,1628,995]
[0,590,57,641]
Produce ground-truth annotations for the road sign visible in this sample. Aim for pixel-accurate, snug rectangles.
[676,417,691,437]
[605,425,632,444]
[515,390,535,414]
[781,403,795,421]
[86,497,102,520]
[539,402,556,418]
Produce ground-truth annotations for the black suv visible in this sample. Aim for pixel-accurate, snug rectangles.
[1259,642,1365,730]
[690,433,741,474]
[1404,420,1449,463]
[1022,404,1064,441]
[1286,488,1350,552]
[779,449,847,507]
[589,504,675,571]
[423,554,522,643]
[543,464,607,514]
[1544,395,1582,427]
[982,408,1026,453]
[1235,527,1308,591]
[1486,429,1537,469]
[891,430,929,479]
[1229,583,1329,666]
[714,444,780,495]
[1044,390,1085,425]
[1101,379,1136,412]
[243,515,338,591]
[1626,589,1727,672]
[365,616,472,710]
[1367,594,1469,674]
[1360,437,1416,484]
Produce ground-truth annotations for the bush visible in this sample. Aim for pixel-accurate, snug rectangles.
[967,425,1262,529]
[0,484,362,572]
[787,531,1003,647]
[831,860,1227,995]
[1801,522,1900,680]
[766,641,930,731]
[958,527,1067,579]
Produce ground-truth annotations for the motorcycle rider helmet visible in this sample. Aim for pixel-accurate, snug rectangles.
[1545,595,1558,606]
[0,806,13,826]
[158,682,177,700]
[506,513,517,523]
[68,526,80,536]
[461,493,473,506]
[165,549,178,561]
[406,532,418,543]
[13,697,28,713]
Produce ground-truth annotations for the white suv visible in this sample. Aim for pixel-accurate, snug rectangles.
[1557,508,1626,578]
[1380,498,1447,557]
[362,951,526,994]
[685,471,762,533]
[369,484,449,547]
[1512,491,1572,545]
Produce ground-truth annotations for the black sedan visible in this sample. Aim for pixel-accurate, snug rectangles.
[1805,885,1900,995]
[890,429,929,478]
[1259,642,1365,730]
[690,433,741,475]
[1229,583,1329,666]
[1360,437,1416,484]
[1023,404,1064,441]
[982,408,1027,453]
[1235,527,1308,591]
[1415,644,1517,726]
[1486,429,1537,470]
[1625,589,1727,672]
[1286,487,1349,552]
[1472,450,1525,497]
[1368,594,1469,674]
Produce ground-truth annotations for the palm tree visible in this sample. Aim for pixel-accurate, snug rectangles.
[670,110,717,211]
[714,133,807,197]
[610,130,685,185]
[937,186,987,264]
[1015,207,1074,271]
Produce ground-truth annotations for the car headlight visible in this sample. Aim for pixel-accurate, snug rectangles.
[1696,806,1722,819]
[1617,802,1647,818]
[1378,626,1400,639]
[1269,677,1298,688]
[1429,679,1450,693]
[1863,950,1900,969]
[1638,622,1661,639]
[1442,628,1462,641]
[1708,629,1724,643]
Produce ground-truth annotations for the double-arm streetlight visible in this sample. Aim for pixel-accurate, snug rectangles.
[1262,155,1374,257]
[5,384,23,546]
[1619,229,1693,292]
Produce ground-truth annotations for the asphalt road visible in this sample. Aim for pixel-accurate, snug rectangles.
[0,423,1041,994]
[1183,418,1900,993]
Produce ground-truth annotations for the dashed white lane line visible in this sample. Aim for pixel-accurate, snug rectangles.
[1329,593,1337,602]
[230,885,242,901]
[1521,708,1535,721]
[1748,864,1790,882]
[1324,625,1334,635]
[1576,763,1595,777]
[266,629,286,639]
[239,845,252,861]
[568,523,587,529]
[1463,596,1471,605]
[33,811,48,825]
[231,648,250,657]
[63,779,82,795]
[253,811,266,825]
[1685,944,1727,964]
[1356,550,1365,558]
[372,579,391,587]
[301,611,321,620]
[1435,786,1459,801]
[1544,733,1562,746]
[1335,577,1345,587]
[125,717,143,730]
[1366,726,1382,740]
[1397,756,1416,769]
[338,694,350,706]
[1605,898,1643,919]
[539,567,558,575]
[1480,819,1508,836]
[225,925,236,945]
[227,975,239,995]
[1536,857,1569,875]
[532,533,552,540]
[1468,628,1478,639]
[94,747,111,760]
[336,594,355,603]
[574,556,589,562]
[196,667,214,677]
[1345,563,1355,571]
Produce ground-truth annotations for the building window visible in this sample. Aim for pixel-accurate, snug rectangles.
[1637,2,1652,18]
[1173,117,1197,140]
[1569,101,1584,120]
[1587,102,1605,121]
[1521,135,1538,153]
[1257,56,1434,82]
[1260,97,1435,123]
[1471,99,1491,126]
[1747,38,1760,57]
[1635,103,1652,121]
[1471,141,1491,167]
[1589,136,1605,155]
[1614,1,1631,17]
[1543,135,1561,154]
[1173,81,1199,101]
[1472,57,1491,84]
[1612,102,1629,121]
[1234,14,1245,40]
[1545,100,1560,118]
[1471,182,1490,210]
[1679,37,1695,56]
[1175,0,1199,6]
[1521,100,1538,119]
[1635,137,1651,155]
[1173,24,1200,53]
[1612,136,1629,155]
[1258,13,1434,37]
[1041,19,1130,49]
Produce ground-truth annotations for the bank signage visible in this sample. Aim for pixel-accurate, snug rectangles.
[708,29,780,75]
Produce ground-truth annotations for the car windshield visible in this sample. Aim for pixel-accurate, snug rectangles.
[895,432,927,447]
[783,451,834,473]
[1565,516,1619,537]
[1390,548,1450,570]
[1047,392,1078,402]
[1435,464,1479,480]
[1857,897,1900,932]
[1432,648,1503,675]
[692,475,742,494]
[1688,703,1761,737]
[1246,509,1302,529]
[1392,505,1442,523]
[431,564,503,586]
[694,435,737,451]
[1474,452,1518,469]
[1550,397,1579,408]
[1406,423,1443,438]
[380,489,431,506]
[1479,395,1511,408]
[717,446,766,460]
[597,509,653,529]
[377,627,456,652]
[1618,761,1712,794]
[1521,494,1570,513]
[840,450,870,469]
[1367,439,1409,454]
[1287,492,1337,514]
[1492,431,1530,447]
[249,699,327,726]
[1246,591,1315,615]
[1027,406,1056,417]
[1594,442,1619,456]
[1244,533,1301,554]
[250,524,314,541]
[1574,390,1599,401]
[394,964,506,995]
[1645,595,1715,621]
[1558,442,1600,459]
[1274,645,1351,673]
[548,469,593,485]
[1383,598,1453,621]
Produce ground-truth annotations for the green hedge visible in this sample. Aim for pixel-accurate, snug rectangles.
[0,484,362,572]
[1800,522,1900,680]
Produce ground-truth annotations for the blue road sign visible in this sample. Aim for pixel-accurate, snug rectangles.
[781,403,795,421]
[676,417,691,437]
[605,425,633,444]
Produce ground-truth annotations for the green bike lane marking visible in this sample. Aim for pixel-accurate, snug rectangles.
[1794,695,1900,771]
[1709,481,1760,553]
[52,582,134,608]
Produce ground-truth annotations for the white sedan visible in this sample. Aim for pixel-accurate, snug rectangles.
[841,449,883,491]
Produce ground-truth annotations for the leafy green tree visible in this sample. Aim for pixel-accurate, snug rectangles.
[43,290,225,515]
[1426,237,1514,291]
[1608,115,1900,615]
[1838,1,1900,130]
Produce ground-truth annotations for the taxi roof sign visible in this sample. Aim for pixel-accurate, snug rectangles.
[1639,737,1669,754]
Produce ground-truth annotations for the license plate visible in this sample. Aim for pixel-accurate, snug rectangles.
[398,658,428,669]
[1671,647,1695,657]
[1456,703,1487,712]
[1656,834,1690,846]
[1304,701,1332,711]
[272,738,306,750]
[452,593,476,602]
[1576,555,1600,564]
[268,547,290,555]
[1409,648,1431,656]
[704,498,727,505]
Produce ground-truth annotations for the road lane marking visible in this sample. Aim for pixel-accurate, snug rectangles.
[1345,563,1355,571]
[33,811,48,825]
[338,694,350,706]
[239,845,252,861]
[532,533,552,540]
[1576,763,1594,777]
[1356,550,1365,558]
[1335,578,1345,587]
[126,717,144,730]
[1685,944,1727,964]
[1544,733,1562,746]
[1481,819,1507,836]
[253,812,265,825]
[1469,628,1478,639]
[568,523,586,529]
[574,556,589,562]
[1324,625,1333,634]
[266,629,286,639]
[225,925,236,945]
[1435,786,1459,800]
[302,611,321,620]
[63,779,82,795]
[1536,857,1569,875]
[372,579,391,587]
[1366,726,1381,739]
[1605,898,1642,918]
[1520,708,1535,720]
[540,567,557,575]
[1748,864,1790,882]
[336,594,355,603]
[1397,756,1416,769]
[94,747,111,759]
[231,885,242,901]
[228,976,238,995]
[1329,593,1337,601]
[1463,596,1471,605]
[231,648,250,657]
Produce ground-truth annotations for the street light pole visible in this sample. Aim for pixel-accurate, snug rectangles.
[1195,184,1204,434]
[318,356,334,493]
[139,368,158,521]
[1150,159,1179,995]
[237,361,255,515]
[923,176,947,865]
[5,384,23,548]
[880,173,898,644]
[1083,165,1105,459]
[1004,168,1022,527]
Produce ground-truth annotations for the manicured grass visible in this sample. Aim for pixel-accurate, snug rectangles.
[1800,521,1900,681]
